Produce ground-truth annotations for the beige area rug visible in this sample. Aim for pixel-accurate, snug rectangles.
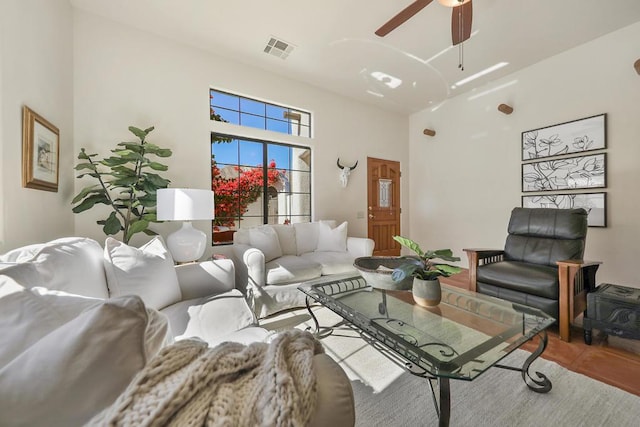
[261,306,640,427]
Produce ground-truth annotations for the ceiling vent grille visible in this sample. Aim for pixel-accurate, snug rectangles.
[264,37,294,59]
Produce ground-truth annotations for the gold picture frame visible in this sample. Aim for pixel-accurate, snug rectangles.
[22,106,60,192]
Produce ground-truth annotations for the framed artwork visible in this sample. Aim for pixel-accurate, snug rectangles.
[22,106,59,192]
[522,192,607,227]
[522,113,606,161]
[522,153,606,192]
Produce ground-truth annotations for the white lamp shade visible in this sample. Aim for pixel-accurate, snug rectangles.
[157,188,215,221]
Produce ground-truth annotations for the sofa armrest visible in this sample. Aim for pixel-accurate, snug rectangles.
[232,243,266,290]
[346,237,375,258]
[174,259,235,300]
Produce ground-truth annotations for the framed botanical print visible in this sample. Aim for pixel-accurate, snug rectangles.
[22,106,60,192]
[521,113,606,161]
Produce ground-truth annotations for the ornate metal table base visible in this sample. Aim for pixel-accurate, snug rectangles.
[494,332,552,393]
[304,295,552,426]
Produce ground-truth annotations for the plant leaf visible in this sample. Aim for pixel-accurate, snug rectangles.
[145,162,168,171]
[128,126,147,140]
[71,186,103,204]
[126,219,149,241]
[102,211,122,235]
[72,194,109,213]
[392,236,424,258]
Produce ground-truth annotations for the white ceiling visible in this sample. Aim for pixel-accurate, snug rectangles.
[70,0,640,115]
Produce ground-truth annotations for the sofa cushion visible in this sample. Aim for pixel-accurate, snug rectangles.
[271,224,297,255]
[161,289,257,342]
[249,226,283,262]
[104,236,182,310]
[294,220,336,255]
[265,255,323,285]
[0,294,162,427]
[0,276,170,370]
[316,221,348,252]
[0,237,109,299]
[301,251,357,276]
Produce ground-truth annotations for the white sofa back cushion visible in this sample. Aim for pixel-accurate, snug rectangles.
[0,237,109,299]
[0,293,164,427]
[294,220,336,255]
[316,221,348,252]
[271,224,297,255]
[104,237,182,310]
[248,226,283,262]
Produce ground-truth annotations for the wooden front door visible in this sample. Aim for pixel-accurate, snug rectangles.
[367,157,401,256]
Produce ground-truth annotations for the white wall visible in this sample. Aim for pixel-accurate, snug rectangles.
[73,11,409,252]
[0,0,75,253]
[409,22,640,287]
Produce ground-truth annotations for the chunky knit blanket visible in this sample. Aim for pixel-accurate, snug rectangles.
[87,329,323,427]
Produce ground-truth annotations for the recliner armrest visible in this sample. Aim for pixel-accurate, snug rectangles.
[463,248,505,292]
[174,259,235,300]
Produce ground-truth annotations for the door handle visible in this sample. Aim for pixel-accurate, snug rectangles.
[368,214,374,219]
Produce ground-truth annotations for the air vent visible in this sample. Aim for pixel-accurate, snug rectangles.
[264,37,294,59]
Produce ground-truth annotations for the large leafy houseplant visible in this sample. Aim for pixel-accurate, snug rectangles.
[391,236,462,282]
[72,126,172,244]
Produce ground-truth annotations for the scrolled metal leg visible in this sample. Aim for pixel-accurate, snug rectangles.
[520,331,552,393]
[494,331,552,393]
[304,296,333,338]
[438,378,451,427]
[304,296,320,334]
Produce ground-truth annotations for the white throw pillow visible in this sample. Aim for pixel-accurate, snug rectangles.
[0,237,109,299]
[316,221,348,252]
[271,224,297,255]
[0,295,158,427]
[294,220,337,255]
[104,237,182,310]
[248,226,283,262]
[178,289,257,344]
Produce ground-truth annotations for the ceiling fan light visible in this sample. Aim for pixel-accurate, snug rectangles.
[437,0,470,7]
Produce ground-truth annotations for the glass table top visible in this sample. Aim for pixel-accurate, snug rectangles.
[299,274,554,381]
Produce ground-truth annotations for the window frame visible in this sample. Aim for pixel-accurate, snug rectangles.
[210,88,312,138]
[211,132,312,245]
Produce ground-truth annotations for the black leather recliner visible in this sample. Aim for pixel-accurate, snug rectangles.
[465,208,600,342]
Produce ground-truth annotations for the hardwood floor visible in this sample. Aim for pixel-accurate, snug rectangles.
[441,271,640,397]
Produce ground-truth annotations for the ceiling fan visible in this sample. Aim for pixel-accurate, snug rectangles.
[375,0,473,46]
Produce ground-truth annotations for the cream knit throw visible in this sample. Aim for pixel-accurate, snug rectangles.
[87,329,323,427]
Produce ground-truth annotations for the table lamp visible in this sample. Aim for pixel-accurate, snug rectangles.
[157,188,215,263]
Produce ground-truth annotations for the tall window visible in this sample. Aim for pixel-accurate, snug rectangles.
[210,89,312,138]
[211,133,311,244]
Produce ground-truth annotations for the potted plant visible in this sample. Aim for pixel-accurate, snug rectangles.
[72,126,172,244]
[391,236,462,307]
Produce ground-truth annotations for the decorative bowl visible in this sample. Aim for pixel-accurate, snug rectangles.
[353,256,413,290]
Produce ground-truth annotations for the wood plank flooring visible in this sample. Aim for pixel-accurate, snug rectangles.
[441,271,640,397]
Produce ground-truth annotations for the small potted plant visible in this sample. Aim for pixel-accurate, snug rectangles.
[391,236,462,307]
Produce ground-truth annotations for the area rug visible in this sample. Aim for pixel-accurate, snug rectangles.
[262,306,640,427]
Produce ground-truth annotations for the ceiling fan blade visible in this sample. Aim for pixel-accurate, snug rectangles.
[451,0,473,45]
[375,0,434,37]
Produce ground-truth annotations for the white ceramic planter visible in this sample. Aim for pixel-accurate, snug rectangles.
[412,277,441,307]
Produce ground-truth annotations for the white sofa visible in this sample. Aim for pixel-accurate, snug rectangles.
[0,236,355,427]
[232,221,374,318]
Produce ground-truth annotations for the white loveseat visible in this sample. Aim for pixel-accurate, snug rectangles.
[0,236,355,427]
[232,221,374,318]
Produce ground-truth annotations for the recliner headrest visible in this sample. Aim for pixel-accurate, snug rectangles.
[508,208,588,240]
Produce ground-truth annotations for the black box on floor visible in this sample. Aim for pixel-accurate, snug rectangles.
[583,283,640,344]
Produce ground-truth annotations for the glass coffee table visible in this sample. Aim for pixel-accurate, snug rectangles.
[298,274,555,427]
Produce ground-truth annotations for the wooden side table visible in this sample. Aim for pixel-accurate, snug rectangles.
[583,283,640,344]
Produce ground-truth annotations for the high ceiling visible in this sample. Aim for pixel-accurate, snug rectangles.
[70,0,640,114]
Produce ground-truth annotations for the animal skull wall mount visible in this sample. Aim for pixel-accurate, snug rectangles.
[337,158,358,188]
